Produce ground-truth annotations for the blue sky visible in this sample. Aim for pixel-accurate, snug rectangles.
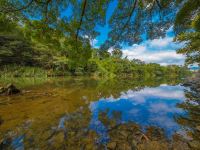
[91,1,186,66]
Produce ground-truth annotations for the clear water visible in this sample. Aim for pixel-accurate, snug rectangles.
[0,77,197,149]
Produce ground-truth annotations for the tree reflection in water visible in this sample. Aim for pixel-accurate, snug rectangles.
[0,77,199,149]
[176,84,200,149]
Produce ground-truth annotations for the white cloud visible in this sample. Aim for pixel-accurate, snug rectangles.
[150,37,173,47]
[118,86,185,106]
[149,103,183,114]
[100,85,185,106]
[134,87,185,100]
[108,47,114,53]
[122,36,185,66]
[90,38,98,48]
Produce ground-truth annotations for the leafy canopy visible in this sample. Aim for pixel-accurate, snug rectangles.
[0,0,199,66]
[0,0,180,49]
[174,0,200,65]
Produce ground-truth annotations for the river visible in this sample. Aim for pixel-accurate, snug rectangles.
[0,77,199,149]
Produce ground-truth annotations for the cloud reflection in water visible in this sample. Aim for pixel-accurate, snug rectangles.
[89,85,186,137]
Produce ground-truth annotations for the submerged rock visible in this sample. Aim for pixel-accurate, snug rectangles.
[188,140,200,149]
[0,138,12,150]
[0,87,5,94]
[196,126,200,132]
[137,141,169,150]
[0,84,20,95]
[107,141,117,149]
[0,117,3,126]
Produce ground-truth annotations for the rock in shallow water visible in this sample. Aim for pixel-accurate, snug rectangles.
[188,140,200,149]
[0,117,3,126]
[0,84,20,95]
[107,141,117,149]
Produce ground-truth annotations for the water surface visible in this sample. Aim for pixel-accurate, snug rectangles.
[0,77,196,149]
[90,85,186,139]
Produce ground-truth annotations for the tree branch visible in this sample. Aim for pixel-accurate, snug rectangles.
[44,0,52,22]
[121,0,138,31]
[75,0,87,40]
[155,0,162,9]
[113,0,137,43]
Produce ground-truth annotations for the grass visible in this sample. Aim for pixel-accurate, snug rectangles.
[0,65,48,78]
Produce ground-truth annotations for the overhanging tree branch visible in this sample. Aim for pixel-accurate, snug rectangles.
[113,0,137,44]
[121,0,138,31]
[155,0,162,9]
[44,0,52,22]
[75,0,87,41]
[101,0,138,50]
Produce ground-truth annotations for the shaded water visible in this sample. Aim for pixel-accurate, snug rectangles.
[0,77,199,149]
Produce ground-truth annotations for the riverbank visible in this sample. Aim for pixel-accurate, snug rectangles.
[0,64,190,79]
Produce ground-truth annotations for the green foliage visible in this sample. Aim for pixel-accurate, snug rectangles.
[174,0,200,34]
[174,1,200,65]
[64,38,92,71]
[0,0,179,51]
[87,57,189,79]
[0,14,18,33]
[0,34,39,66]
[85,59,98,73]
[175,32,200,65]
[0,0,193,78]
[111,48,123,58]
[192,14,200,31]
[98,50,111,59]
[101,0,175,49]
[0,65,47,78]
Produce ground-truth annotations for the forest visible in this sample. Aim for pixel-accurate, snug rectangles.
[1,0,199,78]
